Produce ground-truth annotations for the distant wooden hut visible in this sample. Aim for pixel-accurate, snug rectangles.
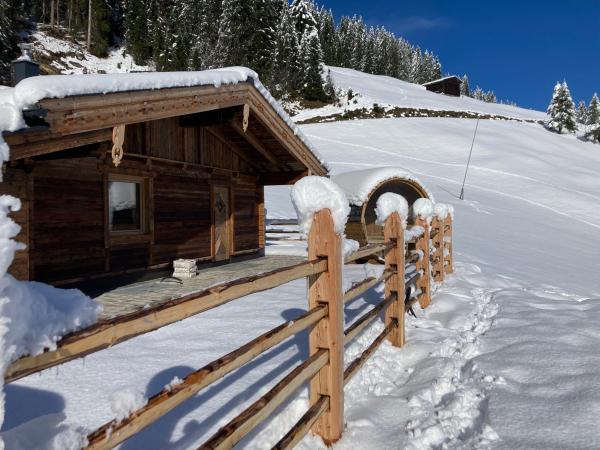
[332,168,432,246]
[423,76,462,97]
[0,69,327,286]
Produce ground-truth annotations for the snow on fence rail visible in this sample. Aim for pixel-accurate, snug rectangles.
[4,204,453,449]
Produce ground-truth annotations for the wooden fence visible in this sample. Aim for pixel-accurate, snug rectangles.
[4,207,453,450]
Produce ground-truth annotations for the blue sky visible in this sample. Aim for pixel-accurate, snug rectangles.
[320,0,600,111]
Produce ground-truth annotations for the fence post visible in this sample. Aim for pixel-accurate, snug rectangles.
[415,214,431,308]
[431,215,445,283]
[444,214,454,274]
[384,212,405,347]
[307,209,344,444]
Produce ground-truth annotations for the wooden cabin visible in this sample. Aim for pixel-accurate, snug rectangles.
[332,168,431,246]
[0,70,327,286]
[423,76,462,97]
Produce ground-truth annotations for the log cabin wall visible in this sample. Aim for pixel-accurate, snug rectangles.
[4,115,266,285]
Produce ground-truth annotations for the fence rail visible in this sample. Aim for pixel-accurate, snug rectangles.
[5,204,454,450]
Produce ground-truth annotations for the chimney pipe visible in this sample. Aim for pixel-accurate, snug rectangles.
[11,43,40,86]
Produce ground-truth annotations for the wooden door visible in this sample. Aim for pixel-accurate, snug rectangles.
[213,186,230,261]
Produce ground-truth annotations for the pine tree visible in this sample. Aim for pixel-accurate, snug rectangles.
[247,0,278,83]
[324,68,337,101]
[576,100,588,124]
[290,0,317,36]
[316,7,335,64]
[0,0,17,84]
[546,81,577,133]
[460,75,471,97]
[473,86,484,101]
[88,0,112,56]
[188,0,221,70]
[299,30,327,101]
[123,0,151,64]
[587,93,600,125]
[216,0,254,68]
[272,2,301,94]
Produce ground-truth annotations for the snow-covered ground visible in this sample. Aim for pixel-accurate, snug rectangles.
[3,67,600,449]
[30,29,152,75]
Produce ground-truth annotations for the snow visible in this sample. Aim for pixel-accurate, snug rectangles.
[422,75,461,86]
[290,176,350,236]
[332,167,433,207]
[111,388,148,423]
[4,67,600,449]
[433,203,454,220]
[374,193,409,228]
[411,198,434,221]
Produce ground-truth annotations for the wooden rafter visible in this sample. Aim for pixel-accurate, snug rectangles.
[6,128,113,161]
[229,118,282,167]
[205,126,264,172]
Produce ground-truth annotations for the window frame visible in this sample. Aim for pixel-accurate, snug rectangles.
[107,174,148,237]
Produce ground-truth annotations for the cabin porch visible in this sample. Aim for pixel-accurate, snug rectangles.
[79,255,305,320]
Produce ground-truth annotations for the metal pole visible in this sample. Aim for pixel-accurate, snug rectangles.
[459,117,480,200]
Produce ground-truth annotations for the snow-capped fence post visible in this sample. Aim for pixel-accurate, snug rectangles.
[431,215,445,283]
[415,215,431,309]
[307,208,344,444]
[383,211,405,347]
[444,214,454,274]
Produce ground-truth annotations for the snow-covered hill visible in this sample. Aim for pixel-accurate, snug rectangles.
[5,68,600,449]
[292,66,547,123]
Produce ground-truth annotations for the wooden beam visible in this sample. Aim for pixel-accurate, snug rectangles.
[199,349,329,450]
[431,216,445,283]
[229,118,282,167]
[6,128,112,160]
[257,170,307,186]
[384,212,405,347]
[444,215,454,274]
[205,126,264,172]
[415,215,431,308]
[343,270,393,304]
[40,84,250,135]
[307,210,344,444]
[344,242,393,264]
[344,294,395,344]
[343,322,394,385]
[272,396,330,450]
[85,305,328,450]
[5,258,328,383]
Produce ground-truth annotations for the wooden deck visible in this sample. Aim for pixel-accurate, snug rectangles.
[95,255,305,319]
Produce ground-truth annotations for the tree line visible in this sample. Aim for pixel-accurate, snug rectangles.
[1,0,449,100]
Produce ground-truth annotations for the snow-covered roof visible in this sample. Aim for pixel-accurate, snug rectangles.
[0,67,328,171]
[422,75,462,86]
[332,167,433,206]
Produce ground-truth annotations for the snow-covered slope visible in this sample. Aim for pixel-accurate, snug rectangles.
[293,67,546,123]
[30,28,152,75]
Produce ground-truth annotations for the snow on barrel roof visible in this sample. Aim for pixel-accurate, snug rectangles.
[0,66,328,170]
[332,167,434,206]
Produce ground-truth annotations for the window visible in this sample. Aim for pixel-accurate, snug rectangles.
[108,180,143,233]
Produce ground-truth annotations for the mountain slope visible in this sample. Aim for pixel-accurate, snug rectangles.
[292,66,546,123]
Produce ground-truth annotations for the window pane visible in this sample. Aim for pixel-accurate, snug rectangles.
[109,181,141,232]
